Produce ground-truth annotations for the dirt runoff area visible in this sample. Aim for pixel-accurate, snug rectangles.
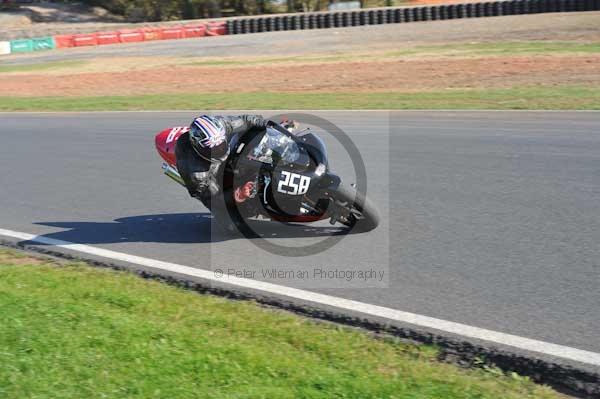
[1,12,599,97]
[1,53,599,97]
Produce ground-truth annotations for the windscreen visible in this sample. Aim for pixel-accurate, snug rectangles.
[248,127,300,165]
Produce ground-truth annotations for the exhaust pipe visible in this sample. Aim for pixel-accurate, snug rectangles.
[162,163,185,187]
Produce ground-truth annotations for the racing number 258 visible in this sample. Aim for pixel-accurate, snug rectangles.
[278,171,311,195]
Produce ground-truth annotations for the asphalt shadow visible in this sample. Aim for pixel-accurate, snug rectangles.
[29,213,349,245]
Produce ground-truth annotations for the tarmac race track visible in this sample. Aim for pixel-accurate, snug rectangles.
[1,111,599,373]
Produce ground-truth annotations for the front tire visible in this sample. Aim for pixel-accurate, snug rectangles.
[331,184,380,233]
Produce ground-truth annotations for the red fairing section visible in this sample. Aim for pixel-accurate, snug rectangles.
[155,127,189,166]
[270,214,328,223]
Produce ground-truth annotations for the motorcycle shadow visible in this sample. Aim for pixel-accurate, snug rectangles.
[31,213,355,246]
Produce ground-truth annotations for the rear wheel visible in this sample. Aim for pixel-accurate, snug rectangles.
[330,184,380,232]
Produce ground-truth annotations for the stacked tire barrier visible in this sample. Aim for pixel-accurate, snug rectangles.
[225,0,600,35]
[0,21,226,56]
[161,26,185,40]
[54,35,74,49]
[206,21,228,36]
[143,27,163,41]
[0,0,599,56]
[184,24,207,38]
[96,31,120,46]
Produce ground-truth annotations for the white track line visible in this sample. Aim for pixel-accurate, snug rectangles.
[1,226,599,367]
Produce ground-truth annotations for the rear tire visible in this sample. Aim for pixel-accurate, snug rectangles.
[332,184,380,232]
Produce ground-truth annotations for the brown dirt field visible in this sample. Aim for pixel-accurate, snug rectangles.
[1,55,599,97]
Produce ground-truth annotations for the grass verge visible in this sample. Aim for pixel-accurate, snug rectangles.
[0,60,88,74]
[185,41,600,67]
[0,86,598,111]
[0,248,562,398]
[383,41,600,58]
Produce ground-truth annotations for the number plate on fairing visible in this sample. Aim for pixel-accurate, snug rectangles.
[277,171,311,195]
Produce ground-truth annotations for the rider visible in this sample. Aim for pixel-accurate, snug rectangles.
[175,114,269,230]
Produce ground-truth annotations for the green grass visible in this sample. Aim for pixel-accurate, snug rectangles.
[186,53,370,67]
[0,249,562,399]
[0,60,88,74]
[186,41,600,67]
[1,86,599,111]
[383,41,600,58]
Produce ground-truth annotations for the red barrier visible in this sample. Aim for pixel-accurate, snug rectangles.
[73,33,98,47]
[160,26,184,40]
[54,34,74,48]
[51,21,223,52]
[143,27,162,41]
[206,21,227,36]
[118,29,144,43]
[96,31,120,45]
[183,24,206,38]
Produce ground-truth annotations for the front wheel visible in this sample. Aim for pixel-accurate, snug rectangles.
[329,184,380,233]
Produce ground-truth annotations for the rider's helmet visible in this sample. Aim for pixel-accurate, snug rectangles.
[189,115,229,162]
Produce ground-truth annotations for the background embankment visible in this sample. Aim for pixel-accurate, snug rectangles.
[1,12,599,110]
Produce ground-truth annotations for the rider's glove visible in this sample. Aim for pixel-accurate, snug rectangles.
[192,171,221,197]
[280,118,299,132]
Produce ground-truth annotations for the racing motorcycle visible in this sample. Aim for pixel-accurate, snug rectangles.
[154,121,379,233]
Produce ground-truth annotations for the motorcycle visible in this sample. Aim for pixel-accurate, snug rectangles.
[154,121,379,233]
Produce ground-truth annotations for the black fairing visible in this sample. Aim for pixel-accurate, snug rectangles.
[226,125,335,220]
[296,131,328,168]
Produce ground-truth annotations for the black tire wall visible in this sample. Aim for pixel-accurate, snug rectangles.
[226,0,600,34]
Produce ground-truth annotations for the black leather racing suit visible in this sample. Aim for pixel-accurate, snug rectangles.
[175,115,268,227]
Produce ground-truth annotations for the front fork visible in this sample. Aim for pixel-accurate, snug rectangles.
[314,173,352,225]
